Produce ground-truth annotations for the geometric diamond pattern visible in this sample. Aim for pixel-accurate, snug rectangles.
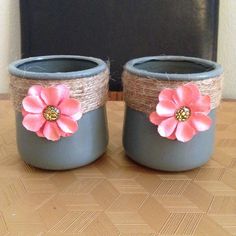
[0,99,236,235]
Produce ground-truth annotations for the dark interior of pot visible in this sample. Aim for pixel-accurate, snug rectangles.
[134,59,214,74]
[17,58,98,73]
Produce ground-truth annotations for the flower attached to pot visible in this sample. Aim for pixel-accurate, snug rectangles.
[22,85,82,141]
[149,83,212,142]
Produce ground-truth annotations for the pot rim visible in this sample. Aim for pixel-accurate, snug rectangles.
[9,55,107,80]
[124,55,223,80]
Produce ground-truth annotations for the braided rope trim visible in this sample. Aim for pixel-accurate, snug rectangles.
[10,69,109,113]
[122,70,223,115]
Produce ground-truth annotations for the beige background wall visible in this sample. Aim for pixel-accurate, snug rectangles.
[218,0,236,98]
[0,0,21,93]
[0,0,235,98]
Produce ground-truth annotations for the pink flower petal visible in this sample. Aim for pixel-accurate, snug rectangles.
[191,113,212,131]
[40,86,65,106]
[158,117,178,137]
[61,131,73,137]
[28,85,43,96]
[22,114,45,132]
[156,100,177,117]
[159,88,174,102]
[192,95,211,115]
[175,121,196,142]
[57,115,78,134]
[21,108,29,117]
[56,84,70,101]
[43,122,61,141]
[71,111,83,120]
[184,83,201,102]
[149,112,164,125]
[173,85,193,106]
[36,127,45,137]
[22,96,46,113]
[167,132,176,140]
[58,98,82,118]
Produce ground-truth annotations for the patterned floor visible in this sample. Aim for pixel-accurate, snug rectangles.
[0,100,236,235]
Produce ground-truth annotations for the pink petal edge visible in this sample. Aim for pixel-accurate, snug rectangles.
[22,96,46,113]
[36,127,45,138]
[40,86,65,106]
[21,108,29,117]
[71,110,83,121]
[158,117,178,138]
[158,88,175,102]
[57,115,78,134]
[43,122,61,141]
[56,84,70,101]
[22,114,45,132]
[149,112,164,125]
[184,83,201,103]
[58,98,82,118]
[167,132,176,140]
[191,113,212,132]
[173,85,193,106]
[28,85,43,96]
[156,100,177,117]
[175,121,196,142]
[192,95,211,115]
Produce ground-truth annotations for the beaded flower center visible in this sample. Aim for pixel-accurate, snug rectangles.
[43,106,60,121]
[175,106,191,122]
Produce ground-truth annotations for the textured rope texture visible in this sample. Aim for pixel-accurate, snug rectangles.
[122,70,223,115]
[10,69,109,113]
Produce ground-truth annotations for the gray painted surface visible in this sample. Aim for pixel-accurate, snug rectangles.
[123,56,223,171]
[123,107,216,171]
[124,56,223,80]
[9,55,109,170]
[9,55,107,79]
[16,107,108,170]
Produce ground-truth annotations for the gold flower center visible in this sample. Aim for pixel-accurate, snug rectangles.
[175,106,191,122]
[43,106,60,121]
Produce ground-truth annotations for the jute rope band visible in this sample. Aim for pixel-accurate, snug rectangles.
[10,69,109,114]
[122,70,223,115]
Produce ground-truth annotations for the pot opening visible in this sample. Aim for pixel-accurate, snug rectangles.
[17,58,98,73]
[134,59,214,74]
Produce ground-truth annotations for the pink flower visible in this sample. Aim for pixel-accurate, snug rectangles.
[149,83,212,142]
[22,85,82,141]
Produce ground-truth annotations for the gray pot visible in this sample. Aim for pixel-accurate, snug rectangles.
[123,56,223,171]
[9,55,109,170]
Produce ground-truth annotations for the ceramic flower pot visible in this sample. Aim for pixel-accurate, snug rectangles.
[9,55,109,170]
[122,56,223,171]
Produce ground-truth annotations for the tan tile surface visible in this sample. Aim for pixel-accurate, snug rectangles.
[0,100,236,235]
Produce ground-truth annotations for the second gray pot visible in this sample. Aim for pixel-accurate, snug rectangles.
[122,56,223,171]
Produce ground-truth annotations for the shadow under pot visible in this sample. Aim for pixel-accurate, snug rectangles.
[9,55,109,170]
[122,56,223,171]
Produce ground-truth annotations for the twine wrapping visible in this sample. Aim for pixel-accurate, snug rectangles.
[10,69,109,113]
[122,70,223,115]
